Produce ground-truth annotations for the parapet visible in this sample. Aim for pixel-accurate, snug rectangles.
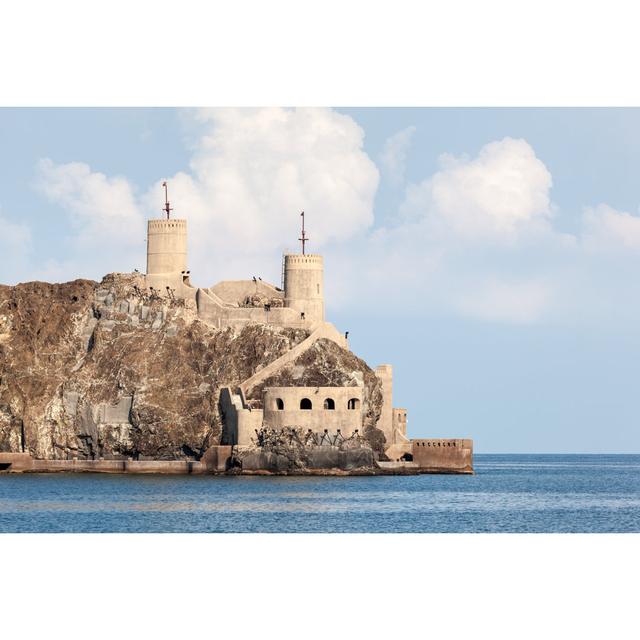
[375,364,393,375]
[147,219,187,231]
[411,439,474,473]
[283,253,323,267]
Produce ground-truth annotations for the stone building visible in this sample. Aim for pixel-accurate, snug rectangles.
[143,208,411,459]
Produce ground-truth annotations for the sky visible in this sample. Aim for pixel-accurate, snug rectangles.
[1,107,640,453]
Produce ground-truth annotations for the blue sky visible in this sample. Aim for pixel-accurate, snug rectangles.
[1,107,640,453]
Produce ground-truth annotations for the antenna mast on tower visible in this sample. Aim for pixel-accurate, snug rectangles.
[162,181,173,220]
[299,211,308,255]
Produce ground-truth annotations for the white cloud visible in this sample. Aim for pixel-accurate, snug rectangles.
[400,137,554,240]
[379,126,416,185]
[328,138,566,323]
[144,108,380,284]
[35,158,144,245]
[326,136,566,323]
[33,159,146,280]
[29,109,379,286]
[581,204,640,251]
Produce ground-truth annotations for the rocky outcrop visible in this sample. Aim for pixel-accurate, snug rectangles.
[241,446,375,472]
[238,429,375,473]
[0,273,383,461]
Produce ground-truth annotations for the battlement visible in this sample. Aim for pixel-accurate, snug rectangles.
[411,438,474,473]
[413,438,472,448]
[147,219,187,232]
[283,254,323,266]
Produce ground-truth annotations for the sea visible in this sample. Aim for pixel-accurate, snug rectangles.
[1,454,639,533]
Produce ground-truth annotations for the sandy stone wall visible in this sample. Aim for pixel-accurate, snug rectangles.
[209,280,283,304]
[146,219,188,275]
[375,365,393,444]
[263,386,363,435]
[284,254,324,324]
[412,439,473,472]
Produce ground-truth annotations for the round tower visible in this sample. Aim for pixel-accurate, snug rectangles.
[283,253,324,323]
[146,219,187,275]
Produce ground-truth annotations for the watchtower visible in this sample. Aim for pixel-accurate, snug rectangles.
[283,211,324,324]
[146,218,187,276]
[146,181,189,289]
[283,254,324,323]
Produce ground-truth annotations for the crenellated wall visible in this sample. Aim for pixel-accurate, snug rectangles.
[412,439,473,473]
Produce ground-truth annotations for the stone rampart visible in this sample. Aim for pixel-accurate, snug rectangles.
[412,438,473,473]
[209,280,283,305]
[196,286,307,330]
[263,386,363,435]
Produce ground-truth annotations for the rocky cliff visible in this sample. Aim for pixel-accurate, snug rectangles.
[0,273,384,460]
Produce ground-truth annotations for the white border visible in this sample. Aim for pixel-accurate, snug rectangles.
[2,1,639,636]
[1,534,638,639]
[2,0,640,106]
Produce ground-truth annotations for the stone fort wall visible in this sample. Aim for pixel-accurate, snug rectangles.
[263,386,363,435]
[412,438,473,472]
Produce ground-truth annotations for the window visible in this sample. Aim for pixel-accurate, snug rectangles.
[300,398,312,410]
[347,398,360,410]
[324,398,335,410]
[275,398,284,410]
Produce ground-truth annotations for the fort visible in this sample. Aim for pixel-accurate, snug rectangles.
[0,193,472,475]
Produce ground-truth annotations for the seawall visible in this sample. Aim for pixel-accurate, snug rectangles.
[0,453,207,474]
[1,442,474,475]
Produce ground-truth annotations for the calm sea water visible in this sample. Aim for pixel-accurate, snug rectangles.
[1,454,639,533]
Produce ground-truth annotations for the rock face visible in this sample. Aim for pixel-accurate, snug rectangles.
[241,445,375,473]
[0,273,383,461]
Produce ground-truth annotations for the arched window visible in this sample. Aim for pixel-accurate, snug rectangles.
[275,398,284,411]
[347,398,360,410]
[324,398,335,410]
[300,398,312,410]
